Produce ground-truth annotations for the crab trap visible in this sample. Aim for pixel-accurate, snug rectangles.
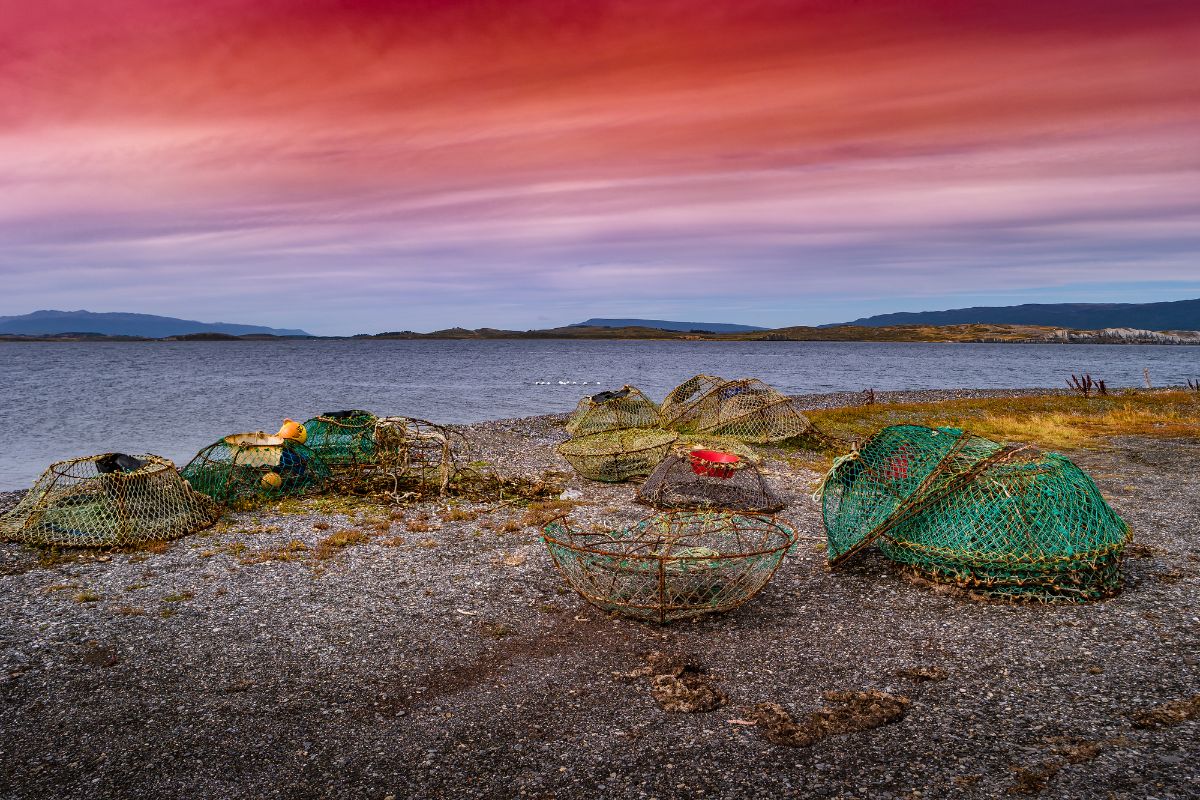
[180,432,331,505]
[660,375,814,443]
[556,428,679,482]
[542,511,795,623]
[565,385,661,437]
[637,441,785,513]
[300,410,379,474]
[818,424,1131,602]
[373,416,467,495]
[1,454,221,547]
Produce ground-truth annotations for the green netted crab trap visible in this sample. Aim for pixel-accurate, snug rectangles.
[542,511,795,623]
[301,410,379,473]
[0,453,221,547]
[660,375,814,443]
[565,385,661,437]
[181,432,330,505]
[637,440,785,513]
[556,428,678,482]
[818,425,1131,602]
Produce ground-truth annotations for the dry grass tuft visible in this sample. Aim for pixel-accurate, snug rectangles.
[313,529,371,560]
[239,540,310,565]
[522,500,580,528]
[113,605,147,616]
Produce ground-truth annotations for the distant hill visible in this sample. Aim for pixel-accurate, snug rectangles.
[572,318,767,333]
[830,298,1200,330]
[0,310,311,338]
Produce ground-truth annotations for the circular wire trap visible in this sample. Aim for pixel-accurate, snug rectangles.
[542,511,795,623]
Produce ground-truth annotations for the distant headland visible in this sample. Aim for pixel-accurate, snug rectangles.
[1,303,1198,344]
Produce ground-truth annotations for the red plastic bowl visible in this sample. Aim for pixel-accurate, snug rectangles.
[689,449,740,479]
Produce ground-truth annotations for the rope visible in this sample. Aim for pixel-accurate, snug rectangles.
[811,450,859,504]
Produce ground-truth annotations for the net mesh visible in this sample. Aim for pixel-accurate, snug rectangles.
[819,424,1131,602]
[302,410,378,473]
[660,375,813,443]
[542,511,795,623]
[637,441,785,513]
[556,429,679,482]
[565,386,661,437]
[0,454,221,547]
[181,433,331,506]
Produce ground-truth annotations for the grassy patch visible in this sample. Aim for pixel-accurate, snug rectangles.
[239,539,310,565]
[442,506,479,522]
[313,529,371,560]
[113,605,147,616]
[522,500,580,528]
[807,391,1200,451]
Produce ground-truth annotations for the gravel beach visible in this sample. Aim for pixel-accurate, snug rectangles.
[0,390,1197,800]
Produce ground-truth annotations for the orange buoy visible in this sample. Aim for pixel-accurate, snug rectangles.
[277,419,308,443]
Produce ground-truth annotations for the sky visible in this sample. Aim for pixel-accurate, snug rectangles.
[2,0,1198,336]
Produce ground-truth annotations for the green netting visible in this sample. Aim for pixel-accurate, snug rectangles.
[301,410,379,472]
[542,511,795,623]
[565,386,661,437]
[819,425,1131,602]
[1,454,221,547]
[660,375,814,443]
[556,428,678,482]
[181,433,331,506]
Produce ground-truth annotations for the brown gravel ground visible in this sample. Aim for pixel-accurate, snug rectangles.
[0,390,1197,800]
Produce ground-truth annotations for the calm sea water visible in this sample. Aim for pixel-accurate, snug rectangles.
[0,339,1195,490]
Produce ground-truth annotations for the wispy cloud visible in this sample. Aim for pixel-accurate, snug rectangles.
[1,0,1198,333]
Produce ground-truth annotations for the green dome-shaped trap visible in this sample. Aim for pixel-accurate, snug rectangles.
[819,425,1130,602]
[181,433,330,506]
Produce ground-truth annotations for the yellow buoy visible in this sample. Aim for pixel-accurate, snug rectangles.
[260,471,283,489]
[277,419,307,443]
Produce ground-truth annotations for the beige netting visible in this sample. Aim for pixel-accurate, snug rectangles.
[1,454,221,547]
[565,386,661,437]
[556,429,678,482]
[660,375,813,443]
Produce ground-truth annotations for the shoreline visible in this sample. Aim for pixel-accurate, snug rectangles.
[0,386,1176,499]
[0,387,1076,499]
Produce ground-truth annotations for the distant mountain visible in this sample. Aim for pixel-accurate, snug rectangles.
[830,298,1200,330]
[572,318,767,333]
[0,310,311,338]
